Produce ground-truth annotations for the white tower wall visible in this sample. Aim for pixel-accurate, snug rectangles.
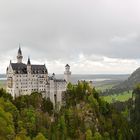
[64,64,71,83]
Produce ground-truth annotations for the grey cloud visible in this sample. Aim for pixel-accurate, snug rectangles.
[0,0,140,73]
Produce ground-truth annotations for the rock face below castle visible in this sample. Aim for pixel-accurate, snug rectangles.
[6,47,71,108]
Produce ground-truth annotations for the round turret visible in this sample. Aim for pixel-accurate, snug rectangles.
[64,64,71,83]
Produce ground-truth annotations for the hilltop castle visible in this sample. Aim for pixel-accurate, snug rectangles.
[6,47,71,107]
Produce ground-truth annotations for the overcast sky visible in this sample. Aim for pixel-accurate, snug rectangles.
[1,0,140,74]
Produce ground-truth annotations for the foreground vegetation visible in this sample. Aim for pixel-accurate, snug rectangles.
[0,81,140,139]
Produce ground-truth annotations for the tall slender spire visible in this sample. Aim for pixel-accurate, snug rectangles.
[27,57,31,65]
[18,44,22,55]
[17,45,23,63]
[27,57,31,74]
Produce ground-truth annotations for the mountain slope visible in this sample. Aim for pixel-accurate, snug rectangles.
[112,67,140,92]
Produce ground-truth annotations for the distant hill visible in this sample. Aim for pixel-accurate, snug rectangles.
[107,67,140,94]
[56,74,129,84]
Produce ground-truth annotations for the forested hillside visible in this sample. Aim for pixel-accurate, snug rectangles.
[101,67,140,95]
[0,81,138,140]
[115,67,140,91]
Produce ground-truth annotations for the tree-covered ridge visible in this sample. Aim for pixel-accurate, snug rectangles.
[0,81,136,140]
[60,82,132,140]
[101,67,140,95]
[131,85,140,140]
[0,89,52,140]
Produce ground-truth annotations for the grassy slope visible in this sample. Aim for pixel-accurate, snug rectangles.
[102,91,132,103]
[96,82,133,103]
[96,83,116,91]
[94,80,121,92]
[0,80,6,89]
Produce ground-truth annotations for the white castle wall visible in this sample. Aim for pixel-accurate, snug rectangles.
[6,48,71,108]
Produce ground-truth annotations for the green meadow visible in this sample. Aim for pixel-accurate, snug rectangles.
[0,80,6,89]
[102,91,132,103]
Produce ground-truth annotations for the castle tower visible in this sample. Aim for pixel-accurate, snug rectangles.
[17,46,23,63]
[27,57,31,74]
[27,57,31,94]
[64,64,71,83]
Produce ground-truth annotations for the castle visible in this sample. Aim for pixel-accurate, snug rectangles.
[6,47,71,107]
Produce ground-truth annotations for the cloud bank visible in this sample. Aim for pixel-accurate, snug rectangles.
[1,0,140,74]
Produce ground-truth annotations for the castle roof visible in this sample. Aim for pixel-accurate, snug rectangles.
[11,63,48,74]
[27,57,31,65]
[18,46,22,55]
[54,79,66,82]
[48,76,66,82]
[65,64,70,67]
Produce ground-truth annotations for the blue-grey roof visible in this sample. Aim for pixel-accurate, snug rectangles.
[48,76,66,82]
[27,57,31,65]
[65,64,70,67]
[10,63,48,74]
[54,79,66,82]
[18,47,22,55]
